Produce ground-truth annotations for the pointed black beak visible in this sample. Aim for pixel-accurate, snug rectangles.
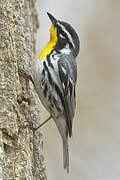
[47,12,58,25]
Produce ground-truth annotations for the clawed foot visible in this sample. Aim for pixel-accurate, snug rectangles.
[18,68,35,87]
[22,121,36,131]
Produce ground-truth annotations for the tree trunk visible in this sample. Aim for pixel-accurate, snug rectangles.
[0,0,47,179]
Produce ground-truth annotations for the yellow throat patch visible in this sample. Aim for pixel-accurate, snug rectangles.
[38,25,57,60]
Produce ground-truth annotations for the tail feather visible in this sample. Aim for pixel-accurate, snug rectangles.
[63,139,69,173]
[54,117,70,172]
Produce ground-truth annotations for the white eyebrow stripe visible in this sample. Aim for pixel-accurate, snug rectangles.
[57,22,65,29]
[63,28,75,48]
[60,34,65,39]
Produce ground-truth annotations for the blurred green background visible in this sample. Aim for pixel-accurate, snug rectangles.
[36,0,120,179]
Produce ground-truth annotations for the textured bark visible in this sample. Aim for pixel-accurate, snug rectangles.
[0,0,47,179]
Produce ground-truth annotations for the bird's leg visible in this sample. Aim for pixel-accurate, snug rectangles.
[18,68,35,87]
[22,116,52,132]
[32,115,52,132]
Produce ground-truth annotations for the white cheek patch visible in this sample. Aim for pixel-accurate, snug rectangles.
[60,44,71,54]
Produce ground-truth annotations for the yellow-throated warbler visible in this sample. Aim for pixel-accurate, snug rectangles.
[19,12,80,172]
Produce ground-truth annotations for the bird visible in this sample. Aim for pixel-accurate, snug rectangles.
[19,12,80,172]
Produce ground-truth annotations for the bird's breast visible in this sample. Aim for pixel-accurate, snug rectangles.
[33,56,63,117]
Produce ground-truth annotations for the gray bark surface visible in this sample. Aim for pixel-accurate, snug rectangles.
[0,0,47,179]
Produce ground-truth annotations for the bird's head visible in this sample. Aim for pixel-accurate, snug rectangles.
[47,12,80,57]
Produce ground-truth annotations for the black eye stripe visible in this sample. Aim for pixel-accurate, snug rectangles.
[57,25,68,39]
[61,30,66,37]
[55,22,75,50]
[60,30,68,39]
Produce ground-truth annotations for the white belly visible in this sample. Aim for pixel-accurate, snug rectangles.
[32,58,63,117]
